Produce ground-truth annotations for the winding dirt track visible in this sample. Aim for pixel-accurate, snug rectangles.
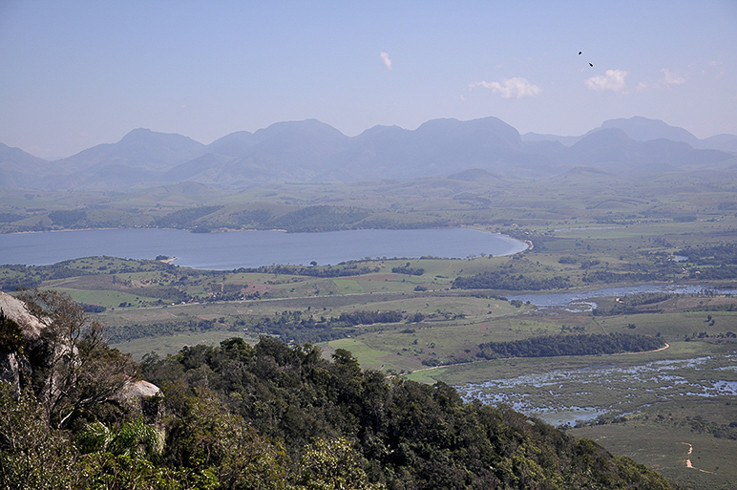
[680,442,715,474]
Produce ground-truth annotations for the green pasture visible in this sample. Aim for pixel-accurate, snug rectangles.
[324,338,395,370]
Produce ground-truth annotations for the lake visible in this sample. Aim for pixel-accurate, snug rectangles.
[0,228,527,270]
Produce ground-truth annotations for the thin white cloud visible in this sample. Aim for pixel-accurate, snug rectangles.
[585,69,628,92]
[469,77,541,99]
[661,68,685,86]
[380,52,392,70]
[635,68,686,92]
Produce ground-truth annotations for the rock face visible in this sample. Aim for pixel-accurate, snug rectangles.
[0,291,160,420]
[0,291,40,396]
[0,349,27,397]
[0,290,46,339]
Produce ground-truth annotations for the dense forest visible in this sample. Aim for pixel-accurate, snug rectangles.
[452,270,570,291]
[0,291,675,489]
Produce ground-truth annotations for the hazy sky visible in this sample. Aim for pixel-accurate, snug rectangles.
[1,1,736,159]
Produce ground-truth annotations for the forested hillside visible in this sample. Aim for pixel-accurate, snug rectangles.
[0,291,675,489]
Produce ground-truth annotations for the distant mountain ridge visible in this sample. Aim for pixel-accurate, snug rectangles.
[1,116,734,190]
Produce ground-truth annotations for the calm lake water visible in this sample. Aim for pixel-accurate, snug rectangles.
[0,228,527,270]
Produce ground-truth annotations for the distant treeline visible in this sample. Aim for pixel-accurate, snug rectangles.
[477,333,665,360]
[250,309,407,343]
[107,318,225,343]
[452,271,570,291]
[235,263,380,278]
[678,243,737,267]
[108,309,412,344]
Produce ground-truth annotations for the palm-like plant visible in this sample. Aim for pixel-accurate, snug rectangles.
[76,419,163,460]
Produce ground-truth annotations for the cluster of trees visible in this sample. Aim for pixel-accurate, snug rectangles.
[677,415,737,440]
[0,291,675,488]
[581,270,664,284]
[336,310,404,325]
[391,263,425,276]
[477,333,665,360]
[452,271,570,291]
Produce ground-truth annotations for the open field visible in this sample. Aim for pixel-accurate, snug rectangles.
[570,417,737,490]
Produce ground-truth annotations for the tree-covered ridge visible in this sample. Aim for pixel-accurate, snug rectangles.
[138,337,674,489]
[477,333,666,360]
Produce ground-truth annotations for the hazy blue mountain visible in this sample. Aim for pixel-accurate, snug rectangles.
[594,116,700,145]
[245,119,350,176]
[0,143,56,189]
[524,116,736,155]
[333,117,539,180]
[1,117,734,190]
[699,134,737,153]
[206,131,255,156]
[168,120,351,184]
[327,124,413,180]
[72,163,163,190]
[565,128,729,172]
[56,128,207,174]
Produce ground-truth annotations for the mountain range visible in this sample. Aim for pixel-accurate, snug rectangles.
[1,116,735,190]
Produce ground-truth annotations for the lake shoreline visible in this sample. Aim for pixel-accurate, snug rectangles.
[0,227,528,270]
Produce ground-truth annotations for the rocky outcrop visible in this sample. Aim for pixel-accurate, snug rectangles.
[0,349,28,397]
[112,379,163,423]
[0,292,40,396]
[0,290,46,339]
[0,291,160,421]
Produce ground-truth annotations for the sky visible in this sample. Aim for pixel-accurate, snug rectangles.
[1,1,736,159]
